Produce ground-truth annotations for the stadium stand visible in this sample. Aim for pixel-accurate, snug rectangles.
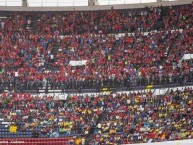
[0,0,193,144]
[0,4,192,93]
[0,88,193,144]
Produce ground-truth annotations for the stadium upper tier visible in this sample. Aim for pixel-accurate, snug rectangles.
[0,3,192,93]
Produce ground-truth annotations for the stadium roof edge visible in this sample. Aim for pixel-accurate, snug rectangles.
[0,0,192,11]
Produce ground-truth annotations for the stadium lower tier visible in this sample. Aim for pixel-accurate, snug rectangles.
[0,87,193,144]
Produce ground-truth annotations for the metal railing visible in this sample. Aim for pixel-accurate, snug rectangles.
[1,72,193,94]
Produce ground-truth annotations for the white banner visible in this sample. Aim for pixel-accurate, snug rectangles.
[69,60,87,66]
[58,94,68,100]
[181,54,193,60]
[179,53,193,67]
[53,94,67,100]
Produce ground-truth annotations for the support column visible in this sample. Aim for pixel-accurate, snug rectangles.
[22,0,28,7]
[88,0,99,6]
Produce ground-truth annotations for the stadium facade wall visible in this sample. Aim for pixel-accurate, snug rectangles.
[0,0,192,11]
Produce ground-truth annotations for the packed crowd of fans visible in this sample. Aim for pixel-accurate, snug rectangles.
[0,88,193,144]
[34,4,192,35]
[0,4,192,93]
[0,2,192,145]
